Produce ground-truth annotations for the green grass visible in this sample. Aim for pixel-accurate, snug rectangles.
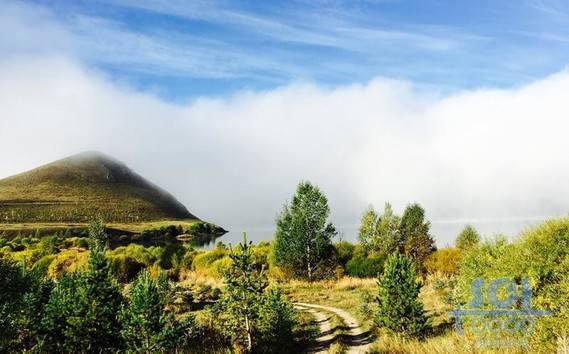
[0,219,200,237]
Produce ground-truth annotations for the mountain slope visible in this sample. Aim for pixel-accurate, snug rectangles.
[0,151,198,223]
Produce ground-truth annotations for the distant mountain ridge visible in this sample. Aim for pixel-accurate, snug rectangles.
[0,151,198,223]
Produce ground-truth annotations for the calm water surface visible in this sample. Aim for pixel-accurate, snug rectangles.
[198,217,555,249]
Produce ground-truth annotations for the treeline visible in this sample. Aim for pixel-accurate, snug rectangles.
[272,181,437,280]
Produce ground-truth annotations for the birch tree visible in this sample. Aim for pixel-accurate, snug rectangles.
[274,181,336,281]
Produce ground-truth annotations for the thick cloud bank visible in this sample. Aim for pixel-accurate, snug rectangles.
[2,56,569,245]
[1,1,568,245]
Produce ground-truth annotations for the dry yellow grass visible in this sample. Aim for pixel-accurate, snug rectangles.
[367,332,528,354]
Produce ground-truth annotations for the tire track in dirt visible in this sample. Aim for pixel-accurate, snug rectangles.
[295,303,373,354]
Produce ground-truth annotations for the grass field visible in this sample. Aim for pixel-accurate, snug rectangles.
[0,219,201,237]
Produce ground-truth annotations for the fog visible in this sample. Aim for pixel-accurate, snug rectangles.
[1,1,569,246]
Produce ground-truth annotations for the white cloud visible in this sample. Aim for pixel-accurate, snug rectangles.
[1,0,569,245]
[2,54,569,245]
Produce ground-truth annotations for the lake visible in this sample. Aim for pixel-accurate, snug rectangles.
[198,217,554,249]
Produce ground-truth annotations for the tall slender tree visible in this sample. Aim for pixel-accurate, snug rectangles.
[358,206,380,251]
[274,181,336,280]
[399,203,436,274]
[214,234,268,352]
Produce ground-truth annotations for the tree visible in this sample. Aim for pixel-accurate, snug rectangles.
[88,217,110,247]
[214,234,268,352]
[455,225,480,250]
[0,257,27,351]
[375,203,401,255]
[274,181,337,280]
[213,234,295,352]
[358,206,380,251]
[0,257,52,352]
[120,270,194,352]
[399,203,436,274]
[41,219,124,352]
[357,203,400,256]
[375,252,430,338]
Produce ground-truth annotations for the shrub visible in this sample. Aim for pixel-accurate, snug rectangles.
[46,249,88,279]
[334,241,355,266]
[456,218,569,352]
[32,255,55,275]
[72,237,89,249]
[41,222,124,352]
[425,248,463,276]
[192,248,226,271]
[109,255,146,283]
[120,270,195,352]
[108,244,159,267]
[346,253,385,278]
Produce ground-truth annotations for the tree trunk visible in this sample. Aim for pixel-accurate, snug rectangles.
[307,243,312,281]
[245,314,252,352]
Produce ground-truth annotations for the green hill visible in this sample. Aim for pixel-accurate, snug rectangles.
[0,151,198,224]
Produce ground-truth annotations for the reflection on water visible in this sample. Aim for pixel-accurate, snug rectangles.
[200,217,557,249]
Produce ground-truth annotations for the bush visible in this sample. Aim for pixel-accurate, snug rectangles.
[192,248,226,271]
[109,255,146,283]
[46,249,88,279]
[346,253,385,278]
[108,244,158,266]
[72,237,89,249]
[425,248,462,276]
[456,218,569,352]
[120,270,195,352]
[334,241,355,266]
[41,222,124,352]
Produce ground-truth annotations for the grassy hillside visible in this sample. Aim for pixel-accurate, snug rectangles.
[0,151,198,223]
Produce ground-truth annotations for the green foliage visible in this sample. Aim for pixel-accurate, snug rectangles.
[358,203,400,256]
[274,181,337,281]
[213,234,296,352]
[185,222,225,235]
[334,241,356,267]
[456,218,569,352]
[41,222,124,352]
[358,206,381,251]
[89,217,110,247]
[214,235,269,351]
[110,254,146,283]
[120,270,194,353]
[455,224,480,250]
[425,247,462,276]
[192,247,227,270]
[346,252,386,278]
[0,256,53,352]
[357,203,435,275]
[256,287,296,352]
[375,252,430,338]
[399,203,436,274]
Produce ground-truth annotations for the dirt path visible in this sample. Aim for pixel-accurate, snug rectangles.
[294,304,335,353]
[295,302,373,354]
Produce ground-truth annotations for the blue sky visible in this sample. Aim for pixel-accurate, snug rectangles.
[23,0,569,101]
